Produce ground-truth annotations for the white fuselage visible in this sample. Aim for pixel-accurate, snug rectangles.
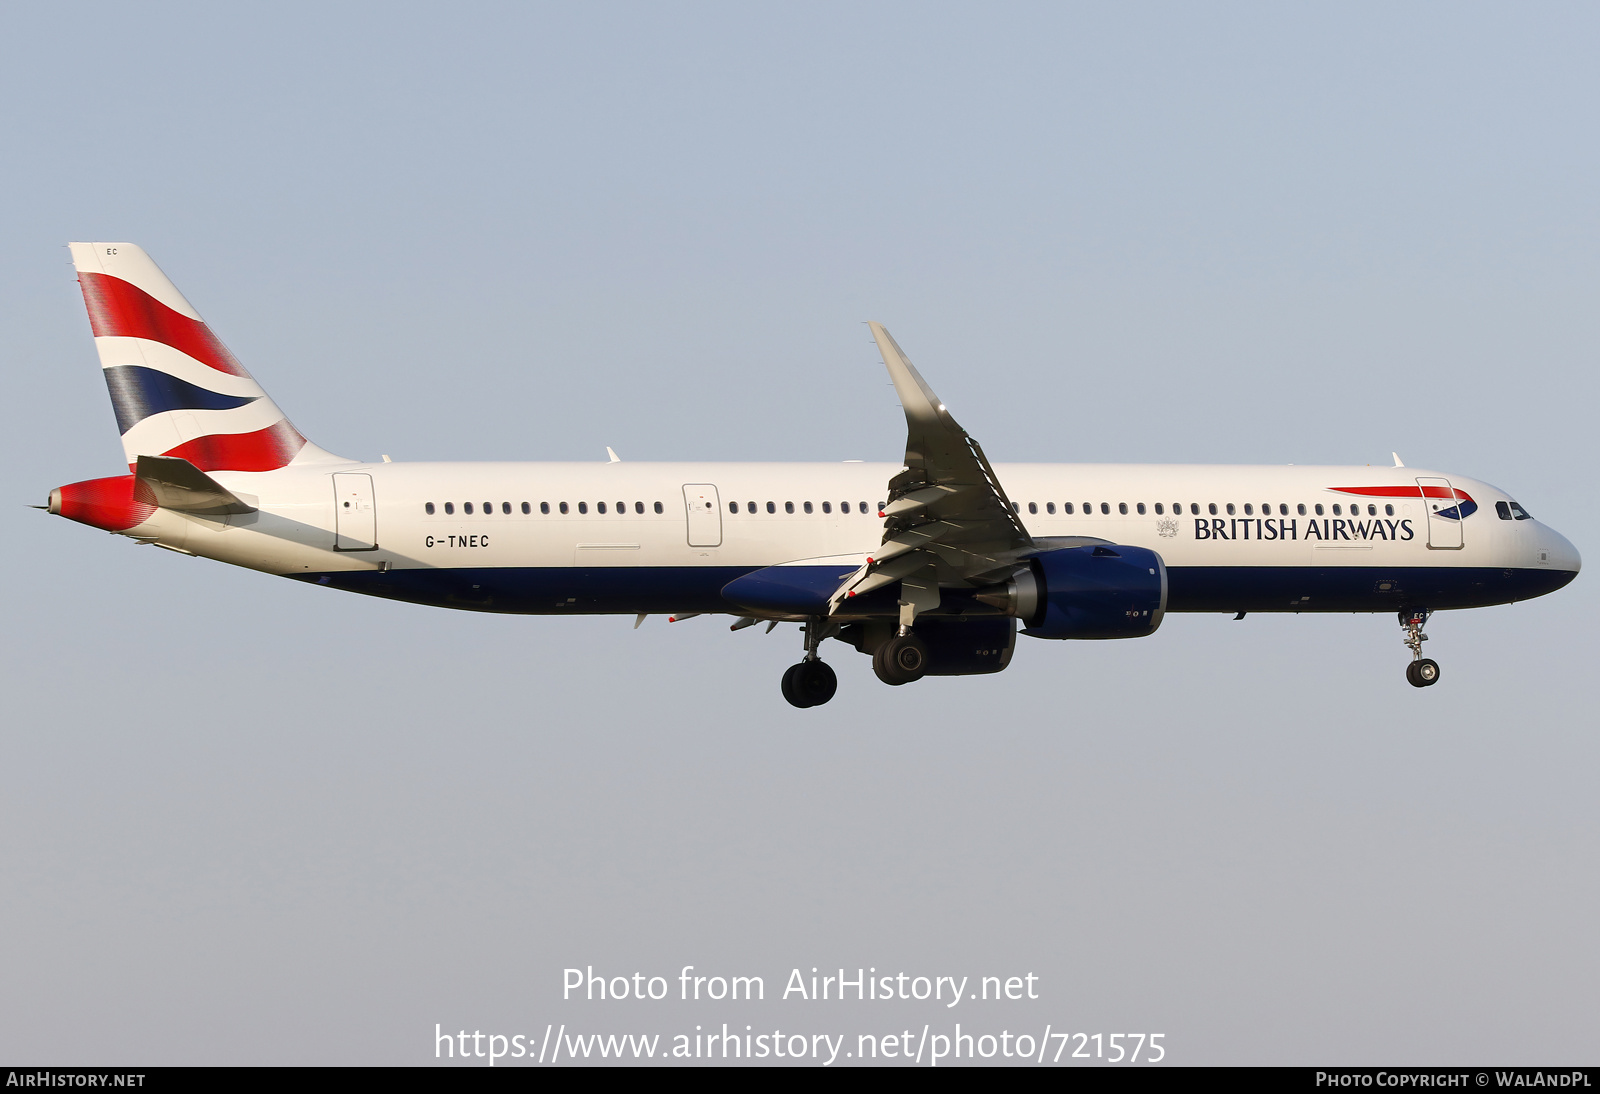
[124,459,1579,617]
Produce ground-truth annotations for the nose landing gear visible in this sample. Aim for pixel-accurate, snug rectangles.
[781,617,840,708]
[1400,608,1441,688]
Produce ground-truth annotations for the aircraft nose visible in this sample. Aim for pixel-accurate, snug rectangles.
[1544,526,1581,574]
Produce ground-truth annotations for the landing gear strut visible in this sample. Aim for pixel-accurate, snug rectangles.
[781,618,839,708]
[1400,608,1441,688]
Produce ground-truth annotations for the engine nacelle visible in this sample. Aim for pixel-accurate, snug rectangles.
[1006,544,1167,640]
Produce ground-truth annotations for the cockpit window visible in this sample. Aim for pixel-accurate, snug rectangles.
[1496,501,1512,520]
[1510,501,1532,520]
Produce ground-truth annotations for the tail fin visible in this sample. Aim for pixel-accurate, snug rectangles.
[68,243,348,471]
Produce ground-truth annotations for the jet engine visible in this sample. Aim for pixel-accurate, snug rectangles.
[977,544,1167,640]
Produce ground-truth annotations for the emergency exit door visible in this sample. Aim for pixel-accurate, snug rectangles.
[333,473,378,550]
[682,484,722,547]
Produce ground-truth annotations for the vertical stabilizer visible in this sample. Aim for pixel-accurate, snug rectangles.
[68,243,349,471]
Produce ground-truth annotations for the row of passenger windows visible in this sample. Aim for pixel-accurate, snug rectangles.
[729,500,875,514]
[424,501,667,515]
[421,500,883,517]
[1014,500,1399,517]
[422,498,1413,519]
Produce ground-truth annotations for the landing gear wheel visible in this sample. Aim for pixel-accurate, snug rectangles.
[873,634,929,686]
[1410,658,1441,687]
[781,661,837,708]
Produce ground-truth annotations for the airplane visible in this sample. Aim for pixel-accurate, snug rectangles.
[42,243,1581,707]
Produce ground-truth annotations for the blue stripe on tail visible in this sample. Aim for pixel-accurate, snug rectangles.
[102,365,257,434]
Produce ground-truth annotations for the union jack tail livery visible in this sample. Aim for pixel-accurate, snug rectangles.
[69,242,347,472]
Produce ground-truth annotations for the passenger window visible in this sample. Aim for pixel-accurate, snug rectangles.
[860,502,869,514]
[464,502,474,515]
[785,501,795,514]
[841,501,850,513]
[521,502,530,514]
[1083,502,1092,514]
[822,501,832,513]
[1244,503,1253,516]
[654,501,664,514]
[425,502,435,515]
[1100,502,1110,515]
[502,502,511,514]
[1280,504,1288,516]
[1208,503,1217,515]
[764,501,774,514]
[1190,503,1200,515]
[1046,502,1055,514]
[578,502,588,514]
[1226,503,1236,516]
[634,502,644,514]
[1332,504,1341,516]
[729,501,738,513]
[1028,502,1037,514]
[540,502,549,514]
[1060,502,1071,514]
[484,502,491,513]
[1154,503,1163,515]
[1314,504,1324,516]
[1136,502,1146,515]
[803,501,813,514]
[598,502,607,514]
[747,501,756,514]
[559,502,569,514]
[445,502,454,514]
[1118,502,1128,515]
[1297,504,1306,516]
[1385,504,1393,516]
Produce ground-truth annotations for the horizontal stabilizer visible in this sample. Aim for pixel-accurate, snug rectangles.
[135,455,255,515]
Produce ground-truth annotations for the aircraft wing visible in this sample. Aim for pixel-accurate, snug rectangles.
[829,323,1033,619]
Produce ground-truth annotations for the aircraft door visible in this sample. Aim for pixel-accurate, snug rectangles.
[1416,476,1463,550]
[333,472,378,550]
[683,484,722,547]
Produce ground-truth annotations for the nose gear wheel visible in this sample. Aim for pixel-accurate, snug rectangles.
[1400,608,1440,687]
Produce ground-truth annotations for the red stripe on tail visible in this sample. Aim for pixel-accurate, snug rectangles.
[157,420,306,473]
[78,271,248,377]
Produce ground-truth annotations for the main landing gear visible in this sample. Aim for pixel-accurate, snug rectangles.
[1400,608,1441,688]
[872,631,928,686]
[781,618,839,708]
